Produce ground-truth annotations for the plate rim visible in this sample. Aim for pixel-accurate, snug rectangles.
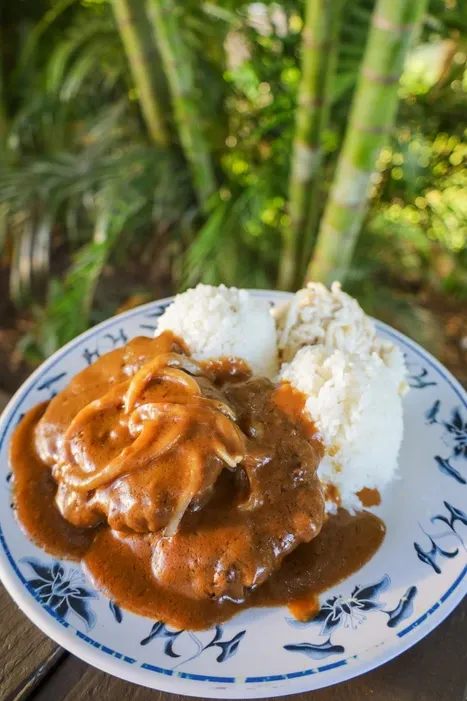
[0,290,466,698]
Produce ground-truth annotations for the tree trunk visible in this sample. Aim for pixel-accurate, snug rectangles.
[306,0,427,286]
[148,0,216,209]
[279,0,343,290]
[111,0,170,147]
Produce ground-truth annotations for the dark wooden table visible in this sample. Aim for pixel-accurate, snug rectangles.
[1,389,466,701]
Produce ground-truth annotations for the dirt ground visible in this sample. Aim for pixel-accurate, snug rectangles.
[0,266,466,395]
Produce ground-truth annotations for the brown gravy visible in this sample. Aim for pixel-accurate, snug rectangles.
[357,487,381,508]
[10,334,385,630]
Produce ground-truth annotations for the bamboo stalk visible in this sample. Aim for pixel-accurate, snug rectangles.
[0,53,8,146]
[279,0,343,291]
[148,0,216,209]
[306,0,427,285]
[111,0,170,146]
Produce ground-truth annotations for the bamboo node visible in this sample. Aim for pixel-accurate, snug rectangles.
[293,144,321,182]
[362,66,401,85]
[302,28,333,50]
[354,123,390,136]
[332,159,371,208]
[372,14,416,33]
[299,95,325,109]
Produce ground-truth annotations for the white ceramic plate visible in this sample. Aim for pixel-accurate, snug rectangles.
[0,291,466,698]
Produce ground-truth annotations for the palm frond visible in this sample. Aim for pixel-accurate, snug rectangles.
[45,15,120,96]
[22,186,143,356]
[16,0,82,76]
[184,163,282,289]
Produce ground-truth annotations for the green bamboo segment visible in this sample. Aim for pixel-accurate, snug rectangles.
[148,0,216,209]
[0,54,7,146]
[279,0,344,291]
[307,0,428,286]
[111,0,169,146]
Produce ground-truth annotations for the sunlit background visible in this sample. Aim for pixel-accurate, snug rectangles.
[0,0,466,393]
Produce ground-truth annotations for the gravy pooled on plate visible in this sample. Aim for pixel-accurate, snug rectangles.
[10,332,385,630]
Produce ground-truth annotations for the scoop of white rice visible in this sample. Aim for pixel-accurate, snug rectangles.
[280,344,406,512]
[275,281,376,363]
[156,284,278,378]
[158,281,407,511]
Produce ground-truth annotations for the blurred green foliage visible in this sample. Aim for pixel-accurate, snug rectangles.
[0,0,466,359]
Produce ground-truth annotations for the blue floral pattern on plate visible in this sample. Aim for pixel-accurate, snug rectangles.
[22,557,97,631]
[109,600,123,623]
[82,328,129,366]
[140,622,246,667]
[138,303,171,333]
[0,293,465,697]
[284,575,417,659]
[405,356,437,389]
[425,401,467,484]
[414,501,467,573]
